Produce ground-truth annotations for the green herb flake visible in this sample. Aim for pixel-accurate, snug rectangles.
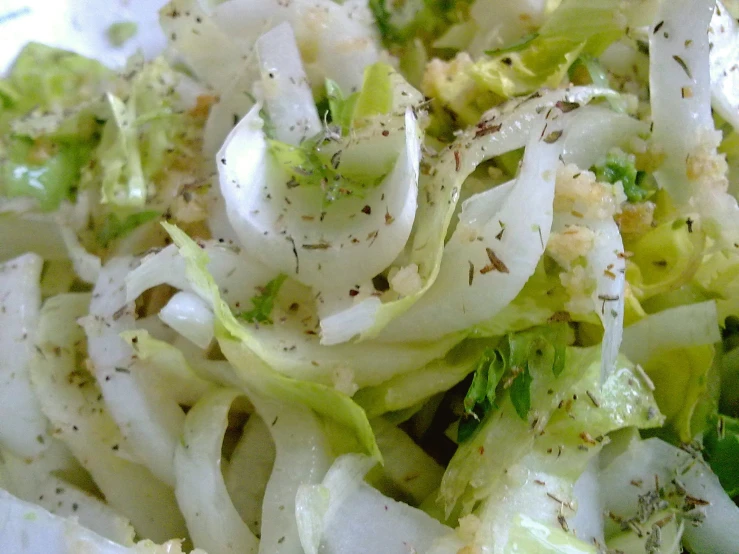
[592,150,651,203]
[509,365,533,420]
[238,274,288,325]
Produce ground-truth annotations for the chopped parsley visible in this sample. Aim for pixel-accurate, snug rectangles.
[238,274,288,325]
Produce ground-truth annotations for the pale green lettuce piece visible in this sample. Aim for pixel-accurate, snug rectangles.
[468,352,662,552]
[174,389,259,554]
[163,222,381,460]
[625,218,706,302]
[505,514,598,553]
[0,42,111,129]
[94,58,193,208]
[426,0,629,122]
[621,301,720,441]
[0,489,205,554]
[107,21,138,48]
[98,93,147,206]
[120,329,218,405]
[440,342,662,517]
[354,339,494,418]
[352,62,394,122]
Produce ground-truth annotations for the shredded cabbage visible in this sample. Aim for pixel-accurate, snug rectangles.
[3,1,739,552]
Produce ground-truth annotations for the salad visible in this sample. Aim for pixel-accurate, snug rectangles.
[0,0,738,552]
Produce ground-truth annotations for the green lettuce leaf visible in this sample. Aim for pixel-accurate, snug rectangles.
[354,339,492,418]
[0,44,111,210]
[459,350,662,551]
[0,42,111,130]
[425,0,629,123]
[703,414,739,497]
[1,135,95,211]
[625,218,706,301]
[267,62,402,205]
[440,341,662,516]
[643,345,717,443]
[352,62,394,122]
[96,211,161,247]
[92,58,197,208]
[325,79,359,133]
[162,222,381,461]
[369,0,473,50]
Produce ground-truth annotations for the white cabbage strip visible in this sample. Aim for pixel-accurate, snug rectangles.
[1,448,135,545]
[255,23,322,146]
[159,0,245,93]
[557,106,649,377]
[0,253,48,457]
[126,242,457,387]
[601,437,739,554]
[224,413,276,537]
[82,257,185,486]
[175,389,259,554]
[379,107,568,342]
[709,2,739,130]
[650,0,739,248]
[650,0,715,206]
[158,291,215,349]
[553,214,625,379]
[0,489,205,554]
[121,329,219,406]
[296,454,454,554]
[218,105,421,305]
[252,394,331,554]
[29,293,187,543]
[208,0,380,93]
[369,88,617,343]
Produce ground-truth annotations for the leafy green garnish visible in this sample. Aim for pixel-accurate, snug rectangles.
[592,150,651,203]
[723,315,739,352]
[325,79,359,133]
[269,62,396,204]
[458,348,506,441]
[96,210,161,247]
[237,274,288,325]
[353,63,394,122]
[508,365,533,421]
[703,414,739,497]
[459,324,569,439]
